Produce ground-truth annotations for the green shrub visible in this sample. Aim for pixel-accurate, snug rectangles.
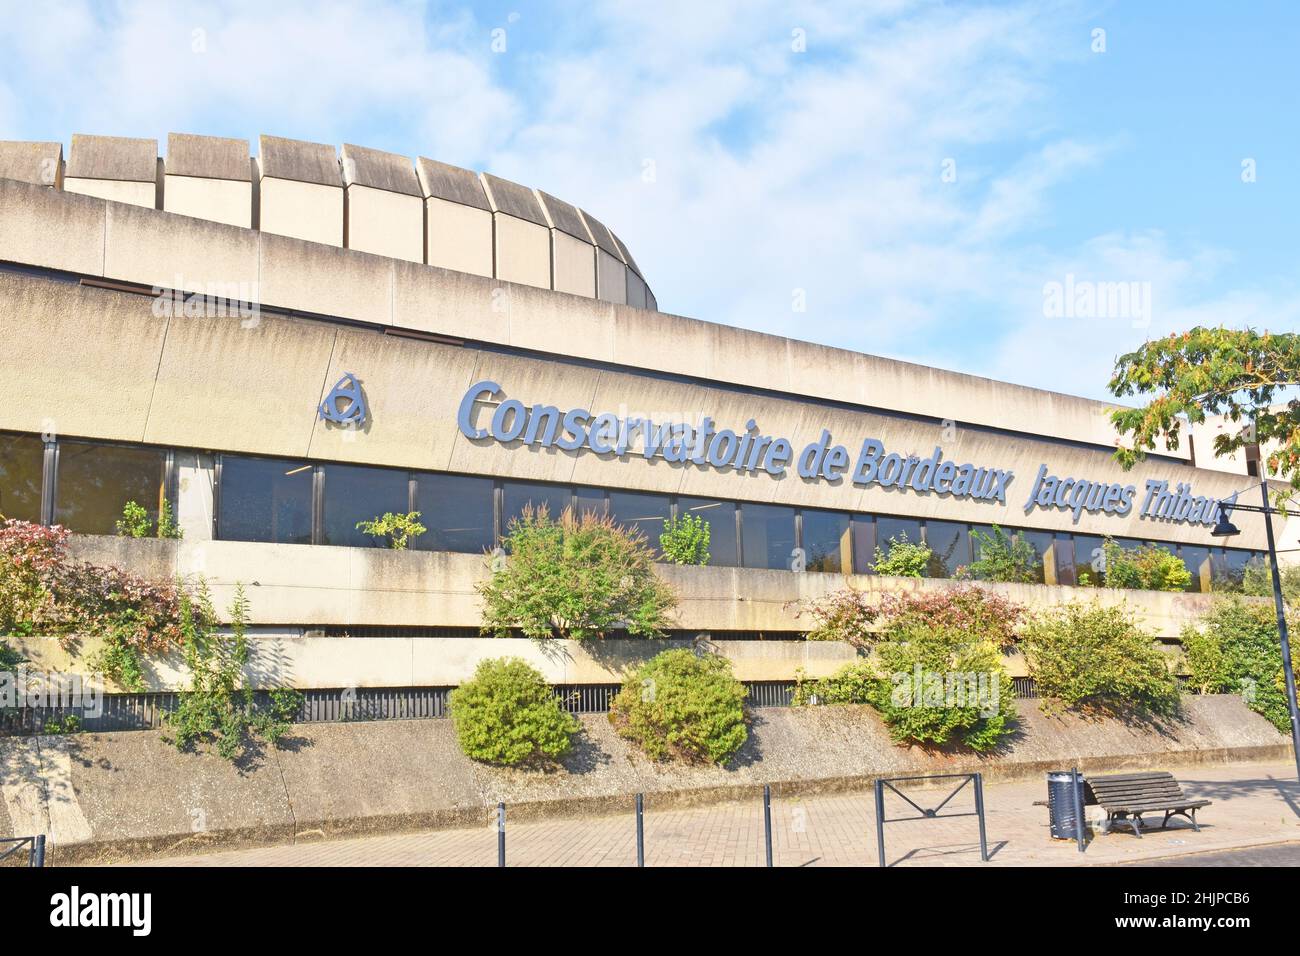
[659,513,710,566]
[1182,597,1296,733]
[42,714,82,735]
[870,623,1016,752]
[1102,539,1190,592]
[164,585,302,762]
[355,511,427,550]
[478,506,677,640]
[1021,602,1180,716]
[871,533,931,577]
[115,501,152,538]
[0,519,205,691]
[1242,560,1300,607]
[115,500,181,539]
[608,649,748,764]
[157,500,182,539]
[449,657,579,765]
[795,588,1018,752]
[792,659,876,706]
[800,584,1024,652]
[961,525,1041,583]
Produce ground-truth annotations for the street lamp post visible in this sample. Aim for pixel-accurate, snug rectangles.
[1212,480,1300,783]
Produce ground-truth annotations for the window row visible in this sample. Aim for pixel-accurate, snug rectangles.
[0,434,1267,590]
[213,456,1268,590]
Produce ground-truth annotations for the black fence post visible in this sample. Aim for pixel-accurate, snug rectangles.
[635,793,645,867]
[31,834,45,868]
[763,785,773,867]
[496,803,505,867]
[973,773,988,862]
[1071,767,1087,853]
[874,778,886,868]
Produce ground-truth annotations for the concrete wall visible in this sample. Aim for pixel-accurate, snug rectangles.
[1,697,1286,863]
[0,533,1247,692]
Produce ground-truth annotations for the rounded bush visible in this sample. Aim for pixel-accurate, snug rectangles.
[1022,602,1180,716]
[450,658,579,766]
[608,649,748,765]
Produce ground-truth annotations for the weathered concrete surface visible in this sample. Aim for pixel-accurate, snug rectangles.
[1,695,1286,864]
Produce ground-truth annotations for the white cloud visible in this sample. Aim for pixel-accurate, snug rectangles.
[0,0,1287,404]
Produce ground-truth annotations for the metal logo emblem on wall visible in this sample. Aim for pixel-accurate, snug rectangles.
[319,372,368,429]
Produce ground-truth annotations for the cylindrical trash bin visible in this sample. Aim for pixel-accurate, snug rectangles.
[1046,771,1084,840]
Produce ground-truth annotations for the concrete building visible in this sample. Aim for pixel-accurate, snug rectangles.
[0,132,1293,696]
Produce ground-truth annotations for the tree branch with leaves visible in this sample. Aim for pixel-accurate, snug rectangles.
[1108,327,1300,497]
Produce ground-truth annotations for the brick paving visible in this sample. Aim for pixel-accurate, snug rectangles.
[145,761,1300,867]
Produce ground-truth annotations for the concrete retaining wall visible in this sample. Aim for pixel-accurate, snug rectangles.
[0,695,1287,864]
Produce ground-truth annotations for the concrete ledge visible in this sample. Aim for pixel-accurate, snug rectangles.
[0,140,62,187]
[3,696,1286,864]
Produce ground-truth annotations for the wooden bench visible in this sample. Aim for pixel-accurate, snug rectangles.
[1084,771,1211,838]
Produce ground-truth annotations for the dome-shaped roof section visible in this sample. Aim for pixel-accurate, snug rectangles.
[0,131,657,312]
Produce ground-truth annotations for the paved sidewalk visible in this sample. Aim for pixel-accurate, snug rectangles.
[145,761,1300,867]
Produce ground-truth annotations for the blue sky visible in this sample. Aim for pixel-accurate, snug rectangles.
[0,0,1296,401]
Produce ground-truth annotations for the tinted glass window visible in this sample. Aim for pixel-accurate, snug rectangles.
[413,473,494,554]
[851,515,875,573]
[55,441,167,535]
[1073,535,1104,584]
[0,433,44,523]
[322,464,409,548]
[574,488,607,519]
[218,456,313,544]
[1018,531,1054,584]
[802,509,851,573]
[1218,548,1253,591]
[502,481,571,532]
[741,503,796,570]
[609,491,671,551]
[678,498,738,567]
[924,521,969,578]
[1180,545,1211,592]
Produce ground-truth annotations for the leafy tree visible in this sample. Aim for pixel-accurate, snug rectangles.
[1021,602,1180,716]
[961,524,1041,584]
[163,585,302,762]
[608,649,748,764]
[1109,327,1300,496]
[478,506,677,640]
[449,657,579,765]
[1182,597,1298,733]
[659,513,711,566]
[871,533,931,578]
[1101,539,1192,592]
[355,511,427,550]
